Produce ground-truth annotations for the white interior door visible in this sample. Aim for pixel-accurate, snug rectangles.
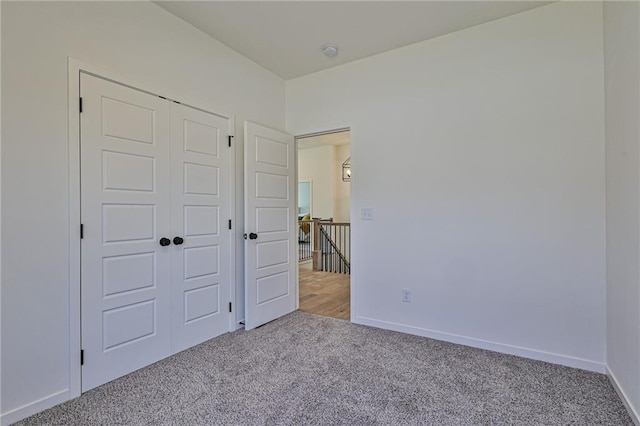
[170,103,232,353]
[80,73,172,391]
[244,121,297,330]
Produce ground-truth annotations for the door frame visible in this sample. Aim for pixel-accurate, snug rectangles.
[294,126,354,320]
[67,58,237,398]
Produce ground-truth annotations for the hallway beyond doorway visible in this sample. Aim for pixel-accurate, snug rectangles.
[299,265,350,320]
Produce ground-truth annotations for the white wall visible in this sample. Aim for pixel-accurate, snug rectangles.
[298,145,334,219]
[287,2,606,371]
[604,2,640,422]
[1,2,284,423]
[298,142,351,222]
[333,143,351,222]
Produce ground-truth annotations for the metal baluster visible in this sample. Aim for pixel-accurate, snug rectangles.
[331,225,334,273]
[333,225,337,273]
[341,225,344,273]
[330,225,333,272]
[338,225,341,274]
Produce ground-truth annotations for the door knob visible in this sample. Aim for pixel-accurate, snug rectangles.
[173,236,184,245]
[249,233,258,240]
[159,237,171,246]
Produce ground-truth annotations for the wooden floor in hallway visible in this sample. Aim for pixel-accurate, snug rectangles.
[299,265,350,321]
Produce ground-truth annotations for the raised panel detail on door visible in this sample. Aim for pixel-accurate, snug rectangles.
[256,136,288,168]
[171,103,231,354]
[102,97,155,144]
[184,163,219,195]
[184,206,219,237]
[184,246,219,279]
[102,204,155,243]
[102,151,155,192]
[256,272,290,305]
[184,120,219,156]
[81,73,171,392]
[103,300,156,350]
[244,122,297,330]
[185,285,220,322]
[256,172,288,200]
[256,207,289,233]
[103,252,155,297]
[256,240,289,270]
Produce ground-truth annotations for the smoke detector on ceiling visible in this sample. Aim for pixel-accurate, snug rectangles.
[322,44,339,58]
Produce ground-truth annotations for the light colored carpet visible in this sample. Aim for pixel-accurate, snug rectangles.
[17,311,632,425]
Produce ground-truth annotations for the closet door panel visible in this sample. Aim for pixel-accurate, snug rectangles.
[80,73,172,391]
[170,104,231,353]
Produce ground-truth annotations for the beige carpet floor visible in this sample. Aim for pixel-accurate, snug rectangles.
[16,311,632,425]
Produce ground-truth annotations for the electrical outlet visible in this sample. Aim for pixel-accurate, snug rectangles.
[402,288,411,303]
[361,208,373,220]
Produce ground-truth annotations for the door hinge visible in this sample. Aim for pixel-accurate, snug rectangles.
[228,219,232,230]
[79,97,83,113]
[80,350,84,366]
[229,302,232,313]
[80,224,84,239]
[228,135,234,147]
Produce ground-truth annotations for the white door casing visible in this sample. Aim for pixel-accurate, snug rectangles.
[170,103,231,353]
[80,73,172,391]
[244,122,297,330]
[81,72,233,390]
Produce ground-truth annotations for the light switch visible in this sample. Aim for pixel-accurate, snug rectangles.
[361,208,373,220]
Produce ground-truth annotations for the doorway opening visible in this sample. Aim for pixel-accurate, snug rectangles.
[296,129,351,321]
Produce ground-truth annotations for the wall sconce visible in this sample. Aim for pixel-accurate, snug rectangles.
[342,157,351,182]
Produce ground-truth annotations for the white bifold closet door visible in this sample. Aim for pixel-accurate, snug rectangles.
[170,103,230,354]
[80,73,231,391]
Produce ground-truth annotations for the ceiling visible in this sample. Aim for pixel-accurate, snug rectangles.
[297,130,350,150]
[155,1,550,80]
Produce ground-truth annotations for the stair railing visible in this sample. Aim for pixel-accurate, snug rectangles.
[298,219,314,261]
[312,219,350,274]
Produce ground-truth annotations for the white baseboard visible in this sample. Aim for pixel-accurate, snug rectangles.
[607,365,640,426]
[354,316,605,373]
[1,389,69,426]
